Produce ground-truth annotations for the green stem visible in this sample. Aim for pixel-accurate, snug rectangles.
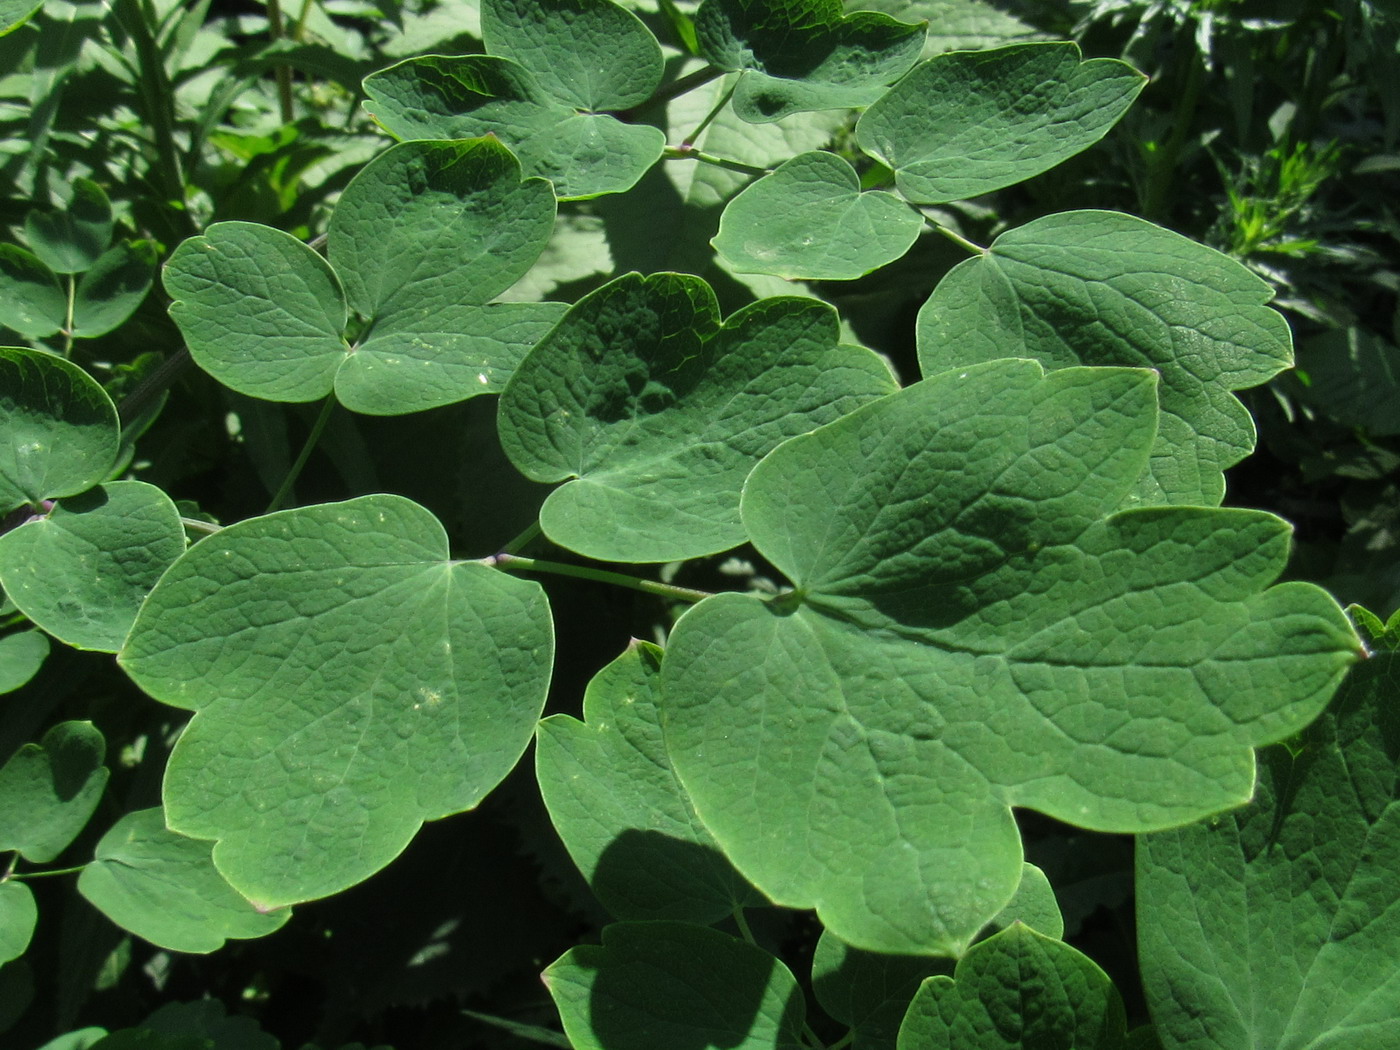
[62,273,75,357]
[487,553,713,605]
[181,516,223,536]
[681,76,738,147]
[731,906,757,945]
[922,214,986,255]
[117,346,191,426]
[499,521,542,556]
[112,0,189,228]
[9,864,87,879]
[649,64,724,108]
[825,1031,853,1050]
[266,0,295,124]
[802,1024,828,1050]
[664,146,768,177]
[265,395,337,514]
[1141,44,1205,222]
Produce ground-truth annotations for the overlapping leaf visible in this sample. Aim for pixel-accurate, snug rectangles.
[694,0,925,122]
[25,177,113,274]
[498,272,897,562]
[69,240,157,339]
[713,151,923,279]
[0,481,185,652]
[119,494,554,907]
[165,139,559,414]
[663,359,1359,955]
[545,921,806,1050]
[0,882,35,964]
[77,809,290,954]
[0,630,48,694]
[537,640,761,923]
[0,721,108,863]
[856,43,1144,203]
[0,246,66,337]
[917,211,1293,505]
[1137,651,1400,1050]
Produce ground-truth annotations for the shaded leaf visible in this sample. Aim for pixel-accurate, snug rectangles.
[0,246,65,338]
[24,177,113,274]
[0,630,48,694]
[71,240,158,339]
[0,882,35,965]
[0,721,107,864]
[1293,327,1400,436]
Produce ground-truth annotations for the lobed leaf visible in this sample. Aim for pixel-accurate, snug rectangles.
[917,211,1293,506]
[498,272,897,562]
[856,43,1145,204]
[0,721,108,864]
[119,494,554,908]
[663,359,1359,954]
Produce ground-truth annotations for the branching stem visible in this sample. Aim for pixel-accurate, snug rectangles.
[650,64,725,108]
[664,146,768,177]
[487,553,713,605]
[922,213,987,255]
[9,864,87,879]
[681,76,738,147]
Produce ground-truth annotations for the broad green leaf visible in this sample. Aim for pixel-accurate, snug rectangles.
[1292,327,1400,435]
[984,862,1064,940]
[71,240,158,339]
[0,347,119,513]
[917,211,1293,506]
[663,359,1359,954]
[1349,603,1400,650]
[165,222,350,403]
[35,1026,108,1050]
[25,177,114,274]
[0,721,107,864]
[481,0,664,110]
[855,0,1040,55]
[0,630,48,694]
[713,151,922,279]
[0,245,66,338]
[1137,652,1400,1050]
[0,481,185,652]
[0,882,35,964]
[813,932,948,1050]
[536,640,761,923]
[119,494,554,907]
[544,921,807,1050]
[0,0,42,35]
[77,809,289,954]
[363,55,666,199]
[498,273,897,562]
[896,924,1130,1049]
[694,0,925,123]
[857,43,1145,204]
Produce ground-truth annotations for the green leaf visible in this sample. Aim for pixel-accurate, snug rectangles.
[983,862,1063,941]
[141,1001,278,1050]
[1292,327,1400,436]
[0,0,42,35]
[544,921,807,1050]
[0,630,48,694]
[0,721,107,864]
[165,221,350,404]
[77,809,289,954]
[0,245,66,338]
[1349,603,1400,651]
[71,240,158,339]
[858,0,1040,55]
[34,1026,108,1050]
[1137,652,1400,1050]
[536,640,761,923]
[812,931,948,1050]
[694,0,926,122]
[857,43,1145,204]
[662,359,1359,954]
[24,177,114,274]
[481,0,664,110]
[0,481,186,652]
[498,273,897,562]
[363,55,666,199]
[917,211,1293,506]
[119,494,554,908]
[713,151,923,279]
[0,882,36,965]
[0,347,119,513]
[896,924,1130,1049]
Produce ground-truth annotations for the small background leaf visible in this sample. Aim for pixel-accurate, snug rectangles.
[0,721,107,864]
[24,177,113,274]
[0,246,66,338]
[1291,327,1400,435]
[0,630,48,694]
[0,882,36,965]
[71,240,158,339]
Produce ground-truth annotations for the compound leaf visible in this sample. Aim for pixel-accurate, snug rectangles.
[857,43,1145,203]
[25,177,113,274]
[77,808,289,954]
[917,211,1292,506]
[544,921,807,1050]
[537,640,761,923]
[0,721,108,864]
[713,151,922,279]
[1137,652,1400,1050]
[0,882,35,964]
[119,494,554,908]
[498,272,897,562]
[0,481,185,652]
[896,924,1130,1049]
[662,359,1359,954]
[695,0,925,122]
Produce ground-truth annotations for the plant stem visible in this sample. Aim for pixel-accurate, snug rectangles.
[825,1031,853,1050]
[802,1024,828,1050]
[731,906,756,945]
[9,864,87,879]
[681,77,738,147]
[664,146,769,177]
[650,64,724,108]
[266,0,295,124]
[499,521,542,556]
[62,273,75,357]
[265,395,336,514]
[117,346,191,426]
[487,553,713,604]
[922,214,986,255]
[181,516,223,536]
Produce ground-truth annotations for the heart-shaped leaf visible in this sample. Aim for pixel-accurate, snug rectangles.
[0,481,186,652]
[0,721,108,864]
[544,921,807,1050]
[537,640,761,923]
[663,359,1359,954]
[1,346,117,515]
[1137,652,1400,1050]
[24,177,114,275]
[481,0,663,110]
[77,808,290,953]
[363,55,665,199]
[857,43,1145,204]
[917,211,1293,506]
[896,924,1130,1049]
[498,272,897,562]
[695,0,925,123]
[713,151,923,279]
[0,245,66,338]
[71,240,158,339]
[119,494,553,908]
